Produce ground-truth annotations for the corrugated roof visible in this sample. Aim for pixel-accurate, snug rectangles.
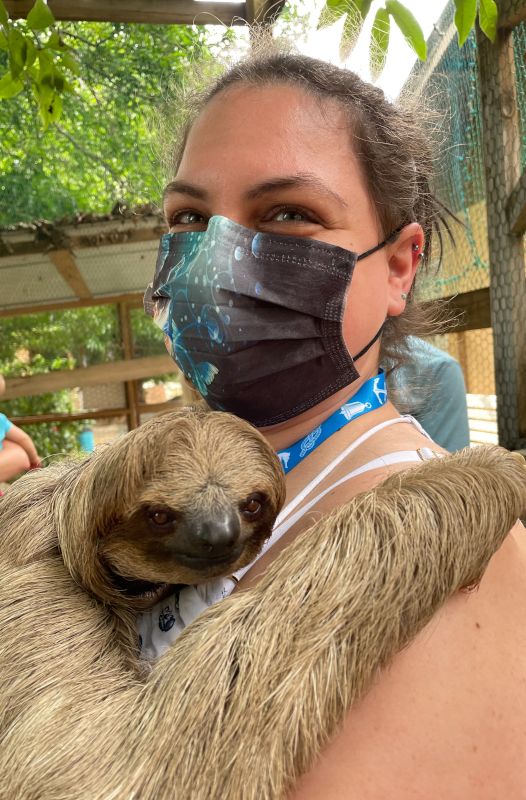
[0,206,165,315]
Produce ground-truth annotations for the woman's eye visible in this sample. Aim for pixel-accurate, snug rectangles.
[167,210,207,228]
[272,209,310,223]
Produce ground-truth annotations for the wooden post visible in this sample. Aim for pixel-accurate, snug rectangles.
[118,302,140,430]
[477,25,526,449]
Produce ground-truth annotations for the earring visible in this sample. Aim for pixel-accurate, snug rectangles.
[412,243,420,251]
[401,292,408,300]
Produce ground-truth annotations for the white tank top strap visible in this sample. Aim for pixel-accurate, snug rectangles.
[233,417,438,583]
[273,414,430,531]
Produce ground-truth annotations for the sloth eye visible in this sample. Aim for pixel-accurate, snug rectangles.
[241,494,265,519]
[147,508,177,527]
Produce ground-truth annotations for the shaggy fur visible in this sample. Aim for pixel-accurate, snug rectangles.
[0,407,285,672]
[0,441,524,799]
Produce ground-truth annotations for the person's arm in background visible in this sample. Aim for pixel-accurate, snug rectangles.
[414,356,470,451]
[388,337,471,452]
[4,422,41,469]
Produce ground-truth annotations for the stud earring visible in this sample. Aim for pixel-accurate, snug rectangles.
[401,292,408,300]
[412,243,420,251]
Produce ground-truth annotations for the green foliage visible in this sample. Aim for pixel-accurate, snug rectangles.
[479,0,498,42]
[318,0,500,78]
[384,1,426,60]
[0,305,168,460]
[0,0,79,128]
[0,303,174,455]
[454,0,478,47]
[0,19,216,225]
[370,7,390,80]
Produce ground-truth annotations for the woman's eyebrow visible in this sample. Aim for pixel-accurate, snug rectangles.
[163,180,209,201]
[243,174,348,208]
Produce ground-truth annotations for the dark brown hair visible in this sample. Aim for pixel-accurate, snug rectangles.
[165,51,456,375]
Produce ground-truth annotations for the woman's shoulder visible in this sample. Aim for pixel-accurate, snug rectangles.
[292,519,526,800]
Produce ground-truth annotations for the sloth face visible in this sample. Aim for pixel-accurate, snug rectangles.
[81,408,285,611]
[99,489,278,609]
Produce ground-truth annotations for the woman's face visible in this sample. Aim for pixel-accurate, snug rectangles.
[164,83,421,370]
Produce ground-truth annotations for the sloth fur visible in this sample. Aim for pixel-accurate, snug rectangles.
[0,407,286,673]
[0,416,524,799]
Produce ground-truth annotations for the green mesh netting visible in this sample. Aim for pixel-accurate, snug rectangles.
[514,20,526,169]
[407,3,489,301]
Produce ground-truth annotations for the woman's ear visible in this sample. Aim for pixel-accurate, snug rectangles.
[386,222,424,318]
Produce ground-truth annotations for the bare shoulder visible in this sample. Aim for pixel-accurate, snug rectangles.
[291,520,526,800]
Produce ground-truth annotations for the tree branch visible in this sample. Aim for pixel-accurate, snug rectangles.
[54,124,124,187]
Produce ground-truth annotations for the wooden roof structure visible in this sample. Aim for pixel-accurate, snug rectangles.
[0,209,165,318]
[3,1,284,26]
[1,0,285,319]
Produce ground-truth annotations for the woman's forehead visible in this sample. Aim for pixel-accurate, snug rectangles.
[176,83,361,189]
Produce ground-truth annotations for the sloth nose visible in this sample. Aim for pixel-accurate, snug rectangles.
[187,511,241,557]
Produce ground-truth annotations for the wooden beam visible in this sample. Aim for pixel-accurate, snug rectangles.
[1,219,165,258]
[8,407,131,425]
[48,249,93,300]
[245,0,285,23]
[477,26,526,448]
[8,398,184,426]
[2,354,177,400]
[498,0,526,29]
[0,292,144,318]
[442,287,491,332]
[4,1,247,25]
[506,167,526,236]
[118,302,140,430]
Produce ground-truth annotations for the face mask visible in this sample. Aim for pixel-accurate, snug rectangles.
[144,215,397,427]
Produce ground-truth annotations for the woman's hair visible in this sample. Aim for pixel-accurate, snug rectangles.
[162,48,456,376]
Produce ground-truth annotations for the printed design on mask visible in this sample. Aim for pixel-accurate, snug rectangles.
[299,426,322,458]
[150,217,240,398]
[340,400,372,421]
[144,214,365,425]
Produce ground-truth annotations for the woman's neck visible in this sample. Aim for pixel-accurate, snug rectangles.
[260,368,392,453]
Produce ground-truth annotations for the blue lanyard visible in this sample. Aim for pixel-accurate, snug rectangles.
[276,372,387,474]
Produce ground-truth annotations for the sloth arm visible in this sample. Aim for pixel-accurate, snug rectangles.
[236,419,526,797]
[289,517,526,800]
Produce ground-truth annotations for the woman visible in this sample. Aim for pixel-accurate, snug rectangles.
[144,54,526,797]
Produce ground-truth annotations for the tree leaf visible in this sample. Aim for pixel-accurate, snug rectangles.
[370,7,390,80]
[24,37,37,68]
[26,0,55,31]
[0,28,8,50]
[454,0,477,47]
[8,29,28,79]
[39,90,62,128]
[479,0,498,42]
[60,51,80,75]
[46,30,69,51]
[317,0,349,30]
[385,0,426,60]
[0,71,23,99]
[339,5,364,60]
[355,0,373,19]
[0,0,9,26]
[316,2,348,30]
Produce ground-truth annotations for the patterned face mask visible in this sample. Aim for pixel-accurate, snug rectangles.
[144,215,397,427]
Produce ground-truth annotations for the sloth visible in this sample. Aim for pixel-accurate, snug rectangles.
[0,415,524,799]
[0,407,286,663]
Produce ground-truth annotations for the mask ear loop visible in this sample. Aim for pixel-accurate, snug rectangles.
[351,324,384,361]
[356,227,402,261]
[351,227,403,361]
